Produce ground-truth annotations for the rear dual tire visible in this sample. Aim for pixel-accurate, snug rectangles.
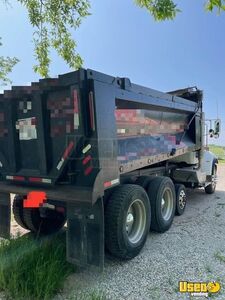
[13,195,29,230]
[12,195,66,234]
[147,177,176,233]
[105,184,151,260]
[23,208,66,235]
[105,177,177,259]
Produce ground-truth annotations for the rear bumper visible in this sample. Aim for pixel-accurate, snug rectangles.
[0,181,93,204]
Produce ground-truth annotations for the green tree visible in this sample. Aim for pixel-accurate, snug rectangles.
[17,0,90,78]
[0,0,225,83]
[135,0,225,21]
[0,38,19,85]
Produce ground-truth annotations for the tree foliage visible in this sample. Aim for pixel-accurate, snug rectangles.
[0,38,19,85]
[0,0,225,83]
[17,0,90,77]
[135,0,225,20]
[205,0,225,12]
[135,0,179,20]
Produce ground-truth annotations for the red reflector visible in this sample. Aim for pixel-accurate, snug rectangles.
[13,176,25,181]
[104,181,111,188]
[82,155,92,165]
[29,177,42,182]
[23,191,47,208]
[84,166,93,176]
[63,141,74,159]
[89,92,95,131]
[73,90,79,113]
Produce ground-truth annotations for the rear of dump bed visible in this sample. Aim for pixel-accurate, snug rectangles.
[0,69,203,269]
[0,72,95,186]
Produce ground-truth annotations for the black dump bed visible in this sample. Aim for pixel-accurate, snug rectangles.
[0,69,203,203]
[0,73,86,186]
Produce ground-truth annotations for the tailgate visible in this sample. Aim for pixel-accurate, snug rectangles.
[0,83,83,185]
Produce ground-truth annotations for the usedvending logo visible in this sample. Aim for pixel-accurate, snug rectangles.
[179,281,221,298]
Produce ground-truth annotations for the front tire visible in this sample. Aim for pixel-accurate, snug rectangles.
[205,163,217,194]
[105,184,151,260]
[175,184,187,216]
[147,177,175,233]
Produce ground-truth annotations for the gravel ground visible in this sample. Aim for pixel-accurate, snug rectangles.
[59,164,225,300]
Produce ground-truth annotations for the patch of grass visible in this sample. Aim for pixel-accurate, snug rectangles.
[214,251,225,263]
[209,145,225,162]
[0,232,75,300]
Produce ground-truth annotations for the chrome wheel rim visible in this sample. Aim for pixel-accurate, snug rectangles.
[178,190,186,210]
[161,188,173,221]
[126,199,146,244]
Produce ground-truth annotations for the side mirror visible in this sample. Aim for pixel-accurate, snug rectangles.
[209,119,221,138]
[214,119,221,137]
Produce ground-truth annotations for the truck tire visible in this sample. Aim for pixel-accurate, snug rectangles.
[205,163,217,194]
[23,208,66,235]
[135,176,156,190]
[175,184,187,216]
[12,195,29,230]
[147,177,175,233]
[105,184,151,260]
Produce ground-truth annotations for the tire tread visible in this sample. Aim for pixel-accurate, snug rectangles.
[147,177,175,233]
[105,184,150,259]
[12,196,29,230]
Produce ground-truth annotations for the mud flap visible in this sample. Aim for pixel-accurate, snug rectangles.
[67,198,104,270]
[0,193,11,239]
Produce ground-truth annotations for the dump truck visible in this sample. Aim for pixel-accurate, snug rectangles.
[0,69,220,269]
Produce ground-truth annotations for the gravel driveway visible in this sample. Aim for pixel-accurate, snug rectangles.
[61,164,225,300]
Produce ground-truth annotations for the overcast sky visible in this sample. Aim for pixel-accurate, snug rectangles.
[0,0,224,145]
